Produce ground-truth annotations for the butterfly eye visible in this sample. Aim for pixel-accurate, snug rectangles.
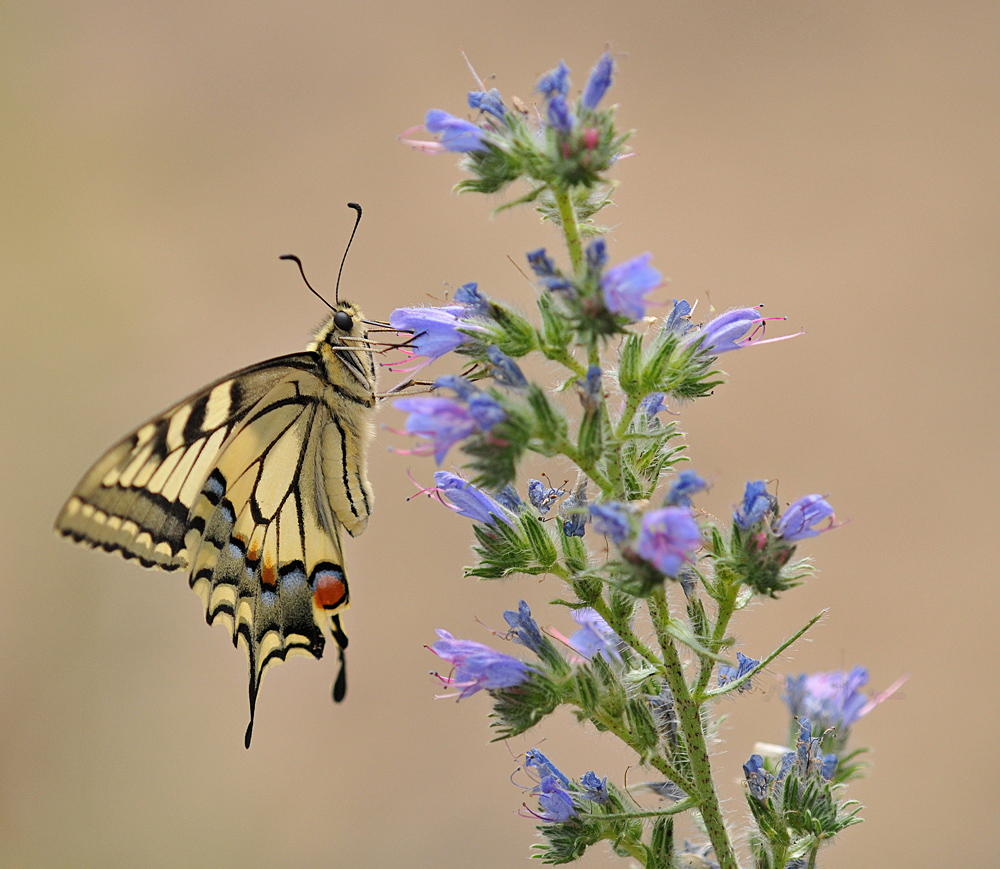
[333,311,353,332]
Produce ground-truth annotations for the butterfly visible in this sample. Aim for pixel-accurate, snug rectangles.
[56,204,397,747]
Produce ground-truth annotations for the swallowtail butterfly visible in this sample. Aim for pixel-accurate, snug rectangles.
[56,205,386,747]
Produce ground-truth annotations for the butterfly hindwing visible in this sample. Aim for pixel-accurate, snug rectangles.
[57,299,379,746]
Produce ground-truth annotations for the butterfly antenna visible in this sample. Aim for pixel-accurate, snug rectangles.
[336,202,363,304]
[279,253,335,312]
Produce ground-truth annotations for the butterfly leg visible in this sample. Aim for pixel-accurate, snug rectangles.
[330,614,349,703]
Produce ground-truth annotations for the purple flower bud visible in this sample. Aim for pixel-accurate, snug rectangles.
[601,253,661,321]
[452,281,489,317]
[636,506,702,577]
[430,629,532,697]
[580,51,614,110]
[586,238,608,272]
[526,248,558,277]
[493,484,524,513]
[688,307,763,354]
[589,502,632,545]
[433,374,477,401]
[666,470,707,508]
[467,88,506,122]
[734,480,775,530]
[568,608,622,664]
[578,365,602,412]
[433,472,514,526]
[546,94,573,133]
[536,61,571,98]
[775,494,835,541]
[425,109,488,152]
[486,346,528,389]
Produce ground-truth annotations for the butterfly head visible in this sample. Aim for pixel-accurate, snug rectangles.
[312,301,377,399]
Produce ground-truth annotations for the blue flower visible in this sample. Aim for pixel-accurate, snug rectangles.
[534,776,577,822]
[717,651,760,692]
[452,281,489,317]
[578,365,602,412]
[430,630,532,698]
[601,253,661,321]
[734,480,774,530]
[389,305,476,361]
[486,346,528,388]
[580,51,614,110]
[688,307,763,355]
[424,109,488,152]
[467,392,506,429]
[526,248,558,277]
[743,754,774,801]
[586,238,608,271]
[493,484,524,513]
[638,392,667,418]
[579,771,609,804]
[636,506,702,577]
[434,472,513,526]
[394,396,477,463]
[666,470,707,508]
[784,667,875,734]
[568,608,622,664]
[528,479,563,514]
[503,600,547,656]
[546,94,573,133]
[433,374,478,401]
[663,298,695,336]
[467,88,506,122]
[525,748,571,787]
[536,61,570,98]
[776,494,835,541]
[589,502,632,545]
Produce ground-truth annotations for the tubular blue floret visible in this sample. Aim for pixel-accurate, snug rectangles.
[688,307,763,354]
[586,237,608,271]
[776,494,835,541]
[389,305,477,360]
[580,51,614,110]
[638,392,667,418]
[783,666,873,733]
[546,94,573,133]
[666,470,707,508]
[734,480,774,530]
[430,630,532,697]
[434,472,514,526]
[486,346,528,389]
[525,749,571,788]
[601,252,661,321]
[526,248,558,277]
[503,600,547,656]
[467,88,506,122]
[536,61,571,98]
[395,396,477,464]
[718,651,760,692]
[425,109,488,152]
[579,771,609,804]
[589,502,632,545]
[534,776,577,822]
[568,608,623,664]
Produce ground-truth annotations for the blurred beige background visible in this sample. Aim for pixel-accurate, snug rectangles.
[3,2,998,867]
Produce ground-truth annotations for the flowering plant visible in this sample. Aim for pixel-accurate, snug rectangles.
[394,52,901,868]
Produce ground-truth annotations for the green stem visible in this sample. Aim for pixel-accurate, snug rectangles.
[553,184,583,272]
[586,709,691,792]
[557,436,613,497]
[579,800,695,821]
[547,345,588,378]
[693,586,737,700]
[614,392,643,441]
[648,589,738,869]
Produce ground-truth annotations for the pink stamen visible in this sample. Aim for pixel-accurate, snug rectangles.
[859,673,909,717]
[398,126,447,152]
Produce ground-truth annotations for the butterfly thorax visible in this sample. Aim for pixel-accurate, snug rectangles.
[309,301,377,407]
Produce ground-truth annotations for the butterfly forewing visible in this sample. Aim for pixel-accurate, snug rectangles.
[56,302,377,746]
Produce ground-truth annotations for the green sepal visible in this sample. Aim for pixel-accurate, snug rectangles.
[484,300,537,357]
[617,333,643,397]
[577,406,603,467]
[526,384,569,452]
[645,817,675,869]
[466,512,558,579]
[625,697,660,756]
[488,671,561,739]
[537,291,575,357]
[560,532,589,574]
